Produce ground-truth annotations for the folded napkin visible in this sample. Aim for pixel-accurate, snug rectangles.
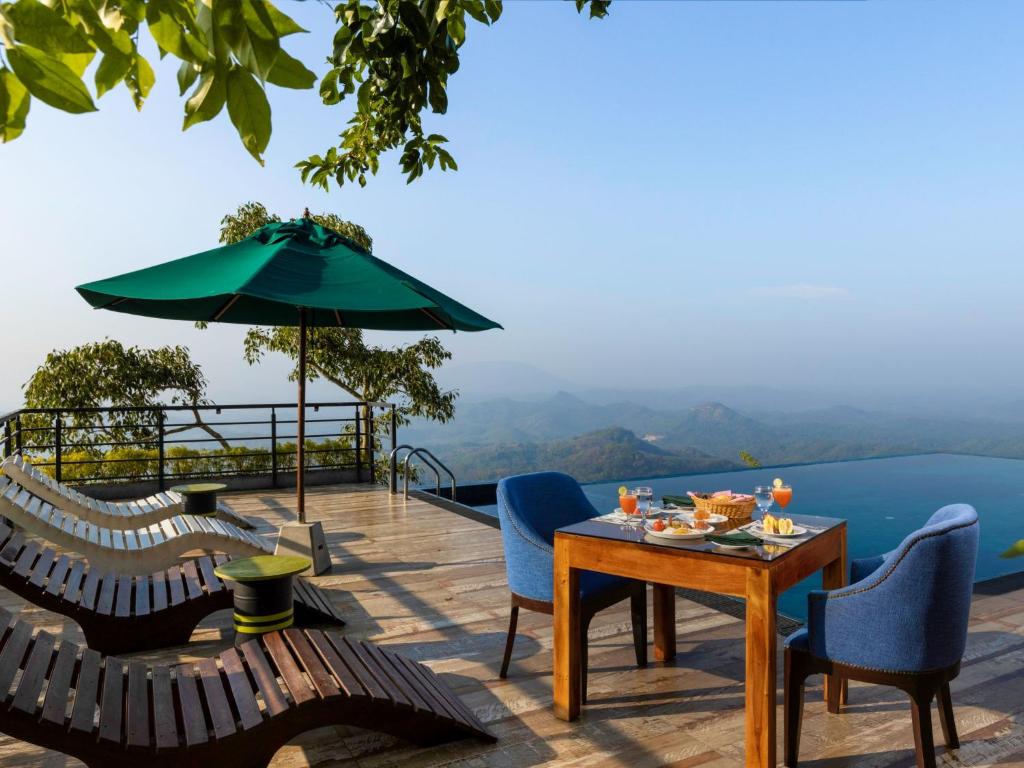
[662,495,696,508]
[706,531,762,547]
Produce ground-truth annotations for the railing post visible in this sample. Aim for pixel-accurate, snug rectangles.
[390,405,398,494]
[14,415,21,454]
[270,408,278,488]
[54,415,62,483]
[354,404,362,482]
[3,419,10,459]
[367,405,375,484]
[157,410,166,491]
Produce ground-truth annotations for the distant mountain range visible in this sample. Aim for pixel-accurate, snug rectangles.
[402,391,1024,483]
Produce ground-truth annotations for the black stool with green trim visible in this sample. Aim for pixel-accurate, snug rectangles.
[214,554,312,646]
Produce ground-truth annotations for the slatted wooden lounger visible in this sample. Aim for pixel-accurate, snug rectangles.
[0,606,495,768]
[0,518,344,653]
[0,476,274,576]
[2,454,256,529]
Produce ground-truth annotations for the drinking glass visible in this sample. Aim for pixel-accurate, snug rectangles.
[634,487,654,522]
[754,486,774,517]
[772,484,793,510]
[619,491,638,520]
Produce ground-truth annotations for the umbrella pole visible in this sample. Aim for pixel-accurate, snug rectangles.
[297,308,307,524]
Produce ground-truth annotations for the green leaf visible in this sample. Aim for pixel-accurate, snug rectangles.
[94,51,131,97]
[55,50,95,77]
[5,0,93,54]
[147,0,208,63]
[177,61,199,95]
[226,65,271,164]
[259,0,306,36]
[126,54,155,109]
[265,48,315,89]
[7,44,96,113]
[183,69,226,128]
[1001,539,1024,558]
[0,68,31,141]
[484,0,502,22]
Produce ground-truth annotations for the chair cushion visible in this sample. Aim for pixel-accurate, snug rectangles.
[579,570,630,599]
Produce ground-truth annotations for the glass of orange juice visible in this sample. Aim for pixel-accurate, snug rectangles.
[772,484,793,509]
[620,491,638,519]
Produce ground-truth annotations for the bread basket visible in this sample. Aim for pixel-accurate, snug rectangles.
[689,494,756,520]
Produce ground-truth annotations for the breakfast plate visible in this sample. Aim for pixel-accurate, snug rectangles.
[749,522,808,538]
[674,511,729,524]
[644,522,714,540]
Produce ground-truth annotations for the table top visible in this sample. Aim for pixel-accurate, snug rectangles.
[556,513,845,564]
[170,482,227,494]
[215,555,311,582]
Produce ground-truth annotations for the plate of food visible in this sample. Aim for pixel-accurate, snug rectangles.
[675,510,730,524]
[644,519,714,540]
[750,514,806,538]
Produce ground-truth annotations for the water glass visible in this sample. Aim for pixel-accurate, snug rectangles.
[754,485,774,516]
[634,487,654,522]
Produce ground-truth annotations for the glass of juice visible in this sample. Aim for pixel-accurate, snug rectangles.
[772,484,793,510]
[620,492,638,520]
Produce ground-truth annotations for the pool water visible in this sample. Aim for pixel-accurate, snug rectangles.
[475,454,1023,620]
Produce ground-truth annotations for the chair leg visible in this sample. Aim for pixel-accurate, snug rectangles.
[910,691,938,768]
[499,604,519,679]
[937,683,959,749]
[826,671,843,714]
[630,585,647,668]
[784,647,808,768]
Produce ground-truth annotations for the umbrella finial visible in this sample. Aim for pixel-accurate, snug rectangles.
[302,207,311,219]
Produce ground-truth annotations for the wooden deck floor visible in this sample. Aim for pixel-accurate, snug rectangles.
[1,484,1022,767]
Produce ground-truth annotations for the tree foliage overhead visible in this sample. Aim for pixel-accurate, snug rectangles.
[1,0,608,181]
[221,201,457,428]
[22,339,229,450]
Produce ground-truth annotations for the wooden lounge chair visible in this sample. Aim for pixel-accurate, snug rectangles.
[2,454,255,529]
[0,607,495,768]
[0,518,344,654]
[0,476,273,575]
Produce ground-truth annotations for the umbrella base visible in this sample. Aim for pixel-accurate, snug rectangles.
[275,521,332,575]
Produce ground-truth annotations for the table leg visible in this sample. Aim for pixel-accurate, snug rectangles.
[822,526,848,709]
[745,568,776,768]
[653,583,677,662]
[553,535,580,721]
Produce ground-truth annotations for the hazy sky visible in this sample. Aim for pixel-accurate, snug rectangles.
[2,1,1022,410]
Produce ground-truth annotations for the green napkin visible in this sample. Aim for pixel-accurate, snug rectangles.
[706,531,762,547]
[663,494,695,508]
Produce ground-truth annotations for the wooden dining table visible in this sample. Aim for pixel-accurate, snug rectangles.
[552,512,847,768]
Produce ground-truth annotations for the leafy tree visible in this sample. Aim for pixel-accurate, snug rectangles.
[739,451,761,469]
[22,339,229,452]
[1,0,609,181]
[219,201,457,472]
[1002,540,1024,558]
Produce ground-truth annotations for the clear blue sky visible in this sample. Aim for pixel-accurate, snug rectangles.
[2,1,1022,409]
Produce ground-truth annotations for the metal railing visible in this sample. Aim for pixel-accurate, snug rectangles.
[0,401,397,492]
[389,444,456,499]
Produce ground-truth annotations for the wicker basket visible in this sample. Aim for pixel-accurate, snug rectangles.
[690,494,756,520]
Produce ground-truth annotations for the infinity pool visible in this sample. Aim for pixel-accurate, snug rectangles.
[581,453,1023,619]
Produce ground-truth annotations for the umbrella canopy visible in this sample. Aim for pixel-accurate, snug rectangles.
[76,218,501,524]
[78,218,501,332]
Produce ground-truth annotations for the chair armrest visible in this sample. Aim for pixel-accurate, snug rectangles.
[849,552,889,583]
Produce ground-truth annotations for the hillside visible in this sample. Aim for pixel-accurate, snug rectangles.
[442,427,738,483]
[401,391,1024,483]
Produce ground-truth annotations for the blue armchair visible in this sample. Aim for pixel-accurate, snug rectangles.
[784,504,979,768]
[496,472,647,702]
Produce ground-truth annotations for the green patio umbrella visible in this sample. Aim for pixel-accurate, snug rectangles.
[76,217,501,524]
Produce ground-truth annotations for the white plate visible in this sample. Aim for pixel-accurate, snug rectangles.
[674,511,730,524]
[749,522,807,538]
[644,522,715,540]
